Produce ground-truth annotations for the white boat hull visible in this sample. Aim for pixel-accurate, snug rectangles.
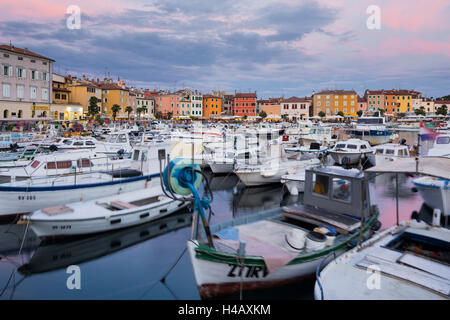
[413,177,450,216]
[329,151,372,165]
[0,175,159,216]
[28,200,187,237]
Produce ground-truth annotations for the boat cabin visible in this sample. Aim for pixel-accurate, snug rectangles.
[283,166,372,233]
[332,139,372,152]
[374,144,410,157]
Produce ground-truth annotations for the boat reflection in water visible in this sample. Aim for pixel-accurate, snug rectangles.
[232,183,299,218]
[18,211,192,275]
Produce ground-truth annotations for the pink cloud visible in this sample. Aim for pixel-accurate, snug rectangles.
[378,37,450,57]
[382,0,449,32]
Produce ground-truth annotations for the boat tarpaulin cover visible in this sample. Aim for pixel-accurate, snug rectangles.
[214,227,239,241]
[365,157,450,180]
[213,220,300,273]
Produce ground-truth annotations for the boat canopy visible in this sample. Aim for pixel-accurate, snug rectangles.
[365,157,450,180]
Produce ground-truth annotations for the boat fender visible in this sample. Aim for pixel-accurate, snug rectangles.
[285,229,305,251]
[305,231,327,252]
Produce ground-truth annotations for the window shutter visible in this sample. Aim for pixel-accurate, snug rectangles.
[9,66,12,76]
[16,67,19,77]
[23,68,26,78]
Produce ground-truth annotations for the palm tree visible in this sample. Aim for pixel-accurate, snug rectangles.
[318,111,326,118]
[125,106,133,120]
[136,106,143,118]
[111,104,121,122]
[88,97,100,120]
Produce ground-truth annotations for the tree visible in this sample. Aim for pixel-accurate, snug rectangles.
[337,111,344,117]
[357,110,363,117]
[436,105,448,116]
[318,111,326,118]
[125,106,133,120]
[155,111,163,119]
[397,113,406,118]
[415,107,426,116]
[88,96,100,119]
[167,111,173,120]
[136,107,143,118]
[111,104,121,122]
[259,110,267,119]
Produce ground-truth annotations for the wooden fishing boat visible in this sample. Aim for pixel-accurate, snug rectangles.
[187,166,381,299]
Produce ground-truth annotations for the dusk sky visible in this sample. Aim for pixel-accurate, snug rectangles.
[1,0,449,98]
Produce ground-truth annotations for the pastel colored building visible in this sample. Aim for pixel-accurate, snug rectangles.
[421,99,435,114]
[232,92,257,116]
[67,76,103,115]
[203,94,221,117]
[365,90,385,112]
[261,104,281,118]
[0,45,53,120]
[313,90,357,117]
[98,79,130,119]
[51,73,83,120]
[357,96,367,113]
[281,96,311,120]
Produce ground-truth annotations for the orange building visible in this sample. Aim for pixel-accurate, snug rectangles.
[203,94,222,117]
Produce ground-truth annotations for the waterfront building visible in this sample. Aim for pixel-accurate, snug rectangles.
[232,91,257,116]
[98,78,130,119]
[280,96,310,120]
[203,94,222,118]
[0,44,53,121]
[357,96,367,114]
[51,73,83,120]
[66,75,103,116]
[313,90,357,117]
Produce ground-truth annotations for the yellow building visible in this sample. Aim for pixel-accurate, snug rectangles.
[51,73,83,120]
[313,90,358,117]
[67,77,102,116]
[98,80,130,118]
[393,91,412,113]
[203,94,222,117]
[421,99,435,114]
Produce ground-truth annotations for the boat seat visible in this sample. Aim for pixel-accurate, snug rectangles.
[110,200,138,210]
[42,205,74,216]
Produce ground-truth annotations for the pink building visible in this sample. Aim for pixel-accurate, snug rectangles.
[357,96,367,113]
[0,45,54,120]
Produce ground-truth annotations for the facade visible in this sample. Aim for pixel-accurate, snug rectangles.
[221,94,234,115]
[67,76,102,116]
[365,90,385,112]
[0,45,53,121]
[98,79,130,119]
[154,93,185,118]
[136,91,155,118]
[421,99,435,114]
[203,94,222,117]
[357,96,367,113]
[434,100,450,114]
[190,91,203,117]
[51,73,83,120]
[280,96,310,120]
[261,104,281,118]
[232,92,257,116]
[313,90,357,117]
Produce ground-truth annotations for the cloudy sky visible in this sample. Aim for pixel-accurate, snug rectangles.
[1,0,449,98]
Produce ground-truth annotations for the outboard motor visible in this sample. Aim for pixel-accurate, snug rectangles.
[310,142,321,150]
[399,138,407,145]
[117,149,125,159]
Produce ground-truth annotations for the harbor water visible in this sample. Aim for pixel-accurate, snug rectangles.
[0,131,429,300]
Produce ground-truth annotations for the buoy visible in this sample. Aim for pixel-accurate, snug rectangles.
[285,228,306,251]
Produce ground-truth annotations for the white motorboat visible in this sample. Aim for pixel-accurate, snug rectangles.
[188,166,380,299]
[41,137,98,151]
[299,127,337,148]
[412,133,450,216]
[0,149,131,180]
[0,146,173,217]
[23,186,188,237]
[368,143,411,166]
[349,117,397,146]
[208,148,261,174]
[314,220,450,300]
[235,157,321,187]
[329,139,374,165]
[95,131,133,155]
[284,143,328,160]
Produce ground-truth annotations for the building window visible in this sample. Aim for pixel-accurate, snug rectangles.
[31,70,38,80]
[2,83,11,97]
[41,72,49,81]
[17,85,24,98]
[16,67,26,78]
[2,65,11,77]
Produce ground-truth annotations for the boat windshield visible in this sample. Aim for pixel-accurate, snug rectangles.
[336,144,346,148]
[108,135,118,143]
[357,118,384,124]
[347,144,357,149]
[436,136,450,144]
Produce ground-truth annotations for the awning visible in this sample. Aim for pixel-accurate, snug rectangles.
[365,157,450,180]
